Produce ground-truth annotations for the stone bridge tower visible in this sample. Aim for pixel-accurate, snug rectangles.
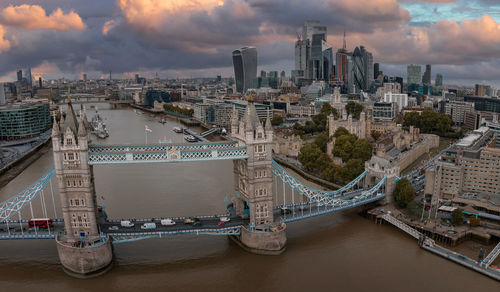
[52,103,112,277]
[364,156,399,203]
[230,103,286,254]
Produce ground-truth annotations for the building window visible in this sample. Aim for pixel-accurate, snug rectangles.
[66,138,72,145]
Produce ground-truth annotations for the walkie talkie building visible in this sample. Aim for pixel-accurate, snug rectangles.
[232,47,257,93]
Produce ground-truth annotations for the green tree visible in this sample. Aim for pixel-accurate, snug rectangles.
[371,130,382,141]
[393,178,414,208]
[333,133,357,162]
[298,143,323,170]
[333,127,350,138]
[271,115,283,126]
[313,133,329,152]
[320,102,338,118]
[322,163,341,182]
[345,101,364,119]
[338,159,364,183]
[315,153,333,172]
[451,209,464,226]
[352,139,373,162]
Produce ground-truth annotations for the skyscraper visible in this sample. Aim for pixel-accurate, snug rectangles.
[0,83,5,105]
[435,73,443,87]
[26,68,32,88]
[17,70,22,82]
[232,47,258,93]
[407,64,421,85]
[351,46,373,92]
[422,64,431,85]
[374,63,380,79]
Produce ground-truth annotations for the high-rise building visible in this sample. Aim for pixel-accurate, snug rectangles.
[38,77,42,88]
[260,70,267,78]
[351,46,373,91]
[407,64,421,85]
[0,83,5,105]
[475,84,489,96]
[422,64,431,85]
[83,73,87,81]
[435,73,443,87]
[296,21,333,81]
[26,68,32,88]
[374,63,380,79]
[232,47,258,93]
[17,70,22,82]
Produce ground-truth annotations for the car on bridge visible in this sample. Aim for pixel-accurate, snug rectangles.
[161,219,176,226]
[141,222,156,230]
[121,220,134,228]
[108,226,119,231]
[219,216,230,222]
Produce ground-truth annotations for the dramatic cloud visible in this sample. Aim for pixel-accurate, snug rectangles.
[0,0,498,86]
[0,24,10,53]
[0,4,86,31]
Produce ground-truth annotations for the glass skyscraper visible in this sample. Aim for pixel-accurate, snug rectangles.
[232,47,257,93]
[407,64,421,85]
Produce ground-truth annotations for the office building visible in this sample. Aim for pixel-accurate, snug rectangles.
[425,127,499,199]
[464,95,500,113]
[0,83,5,105]
[435,73,443,87]
[374,63,380,79]
[407,64,421,85]
[145,89,170,107]
[232,47,258,93]
[0,102,51,141]
[383,92,408,112]
[444,101,475,125]
[17,70,22,82]
[475,84,489,97]
[351,46,373,92]
[373,102,397,121]
[422,64,431,85]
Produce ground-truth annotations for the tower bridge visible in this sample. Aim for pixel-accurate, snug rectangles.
[0,102,391,277]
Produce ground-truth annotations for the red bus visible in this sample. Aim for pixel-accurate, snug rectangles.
[28,218,53,229]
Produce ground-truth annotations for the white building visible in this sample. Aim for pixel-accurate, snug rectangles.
[383,92,408,113]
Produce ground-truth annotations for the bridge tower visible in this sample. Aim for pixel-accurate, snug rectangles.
[230,104,286,254]
[364,156,399,203]
[52,103,113,277]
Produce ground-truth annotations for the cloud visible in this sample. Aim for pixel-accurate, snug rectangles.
[0,4,86,31]
[102,19,117,35]
[0,24,10,53]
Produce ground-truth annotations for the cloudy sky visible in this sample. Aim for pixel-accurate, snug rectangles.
[0,0,499,87]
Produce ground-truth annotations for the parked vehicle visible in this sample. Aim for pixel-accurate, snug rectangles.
[219,216,230,222]
[141,222,156,230]
[120,220,135,228]
[184,218,195,224]
[161,219,176,226]
[108,226,119,231]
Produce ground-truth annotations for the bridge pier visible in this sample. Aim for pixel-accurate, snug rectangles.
[56,234,113,278]
[231,225,287,255]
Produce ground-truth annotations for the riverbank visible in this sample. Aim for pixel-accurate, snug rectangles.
[0,138,52,189]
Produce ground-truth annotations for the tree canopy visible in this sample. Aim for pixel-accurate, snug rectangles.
[393,178,414,208]
[403,110,453,136]
[271,115,283,126]
[345,101,364,119]
[298,143,323,170]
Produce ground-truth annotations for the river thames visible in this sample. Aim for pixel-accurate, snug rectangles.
[0,104,498,291]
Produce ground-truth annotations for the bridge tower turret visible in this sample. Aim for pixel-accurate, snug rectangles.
[231,103,286,254]
[52,103,113,277]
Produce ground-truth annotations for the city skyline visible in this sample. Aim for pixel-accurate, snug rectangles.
[0,1,499,87]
